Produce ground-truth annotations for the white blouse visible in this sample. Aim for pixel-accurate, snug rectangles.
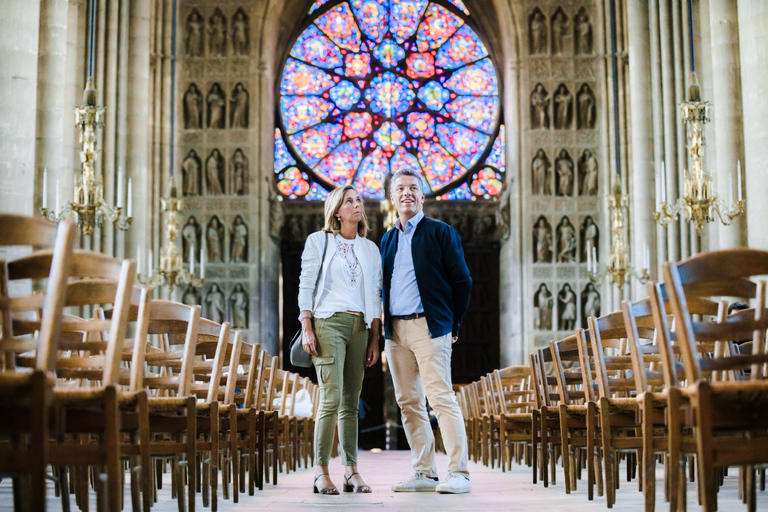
[313,236,365,319]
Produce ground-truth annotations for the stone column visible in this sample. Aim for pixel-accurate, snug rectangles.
[627,0,655,299]
[738,0,767,249]
[0,1,41,214]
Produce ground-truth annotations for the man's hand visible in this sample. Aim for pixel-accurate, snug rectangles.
[452,335,458,344]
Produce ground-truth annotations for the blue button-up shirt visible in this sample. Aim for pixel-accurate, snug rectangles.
[389,211,424,316]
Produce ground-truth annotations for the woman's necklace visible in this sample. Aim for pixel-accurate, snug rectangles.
[336,236,361,289]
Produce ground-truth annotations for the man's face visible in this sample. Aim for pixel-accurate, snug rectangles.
[390,175,425,219]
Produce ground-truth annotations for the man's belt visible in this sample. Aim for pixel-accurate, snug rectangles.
[392,312,425,321]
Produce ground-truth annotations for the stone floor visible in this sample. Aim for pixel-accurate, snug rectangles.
[0,449,757,511]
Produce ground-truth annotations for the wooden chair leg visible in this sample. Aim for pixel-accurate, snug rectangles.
[599,398,615,508]
[558,405,572,494]
[587,401,597,501]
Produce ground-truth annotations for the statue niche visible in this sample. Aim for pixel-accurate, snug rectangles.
[206,216,225,264]
[574,8,593,55]
[229,284,249,329]
[558,283,577,331]
[528,8,547,55]
[530,83,550,130]
[577,83,596,130]
[181,215,202,263]
[230,149,248,195]
[185,9,204,57]
[553,83,573,130]
[230,215,248,263]
[580,216,599,263]
[183,84,202,130]
[531,149,552,196]
[556,215,576,263]
[230,83,249,129]
[534,283,553,330]
[551,8,570,55]
[555,149,575,197]
[181,149,201,196]
[208,8,227,56]
[533,215,552,263]
[231,9,249,56]
[579,149,598,196]
[205,149,225,196]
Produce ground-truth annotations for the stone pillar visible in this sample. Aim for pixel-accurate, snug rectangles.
[738,0,767,249]
[0,1,41,214]
[627,0,655,299]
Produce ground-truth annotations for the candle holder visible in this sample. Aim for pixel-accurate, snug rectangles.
[137,186,204,294]
[587,184,650,294]
[654,74,744,234]
[40,78,132,236]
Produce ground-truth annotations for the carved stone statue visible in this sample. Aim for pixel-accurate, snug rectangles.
[206,216,225,263]
[534,283,553,330]
[577,83,596,129]
[530,83,550,130]
[183,84,202,129]
[230,83,249,129]
[581,283,601,327]
[185,10,204,57]
[230,215,248,263]
[553,83,573,129]
[205,149,224,195]
[556,216,576,263]
[229,283,248,329]
[558,283,577,331]
[580,216,599,263]
[181,215,201,263]
[181,149,201,196]
[533,216,552,263]
[205,283,226,324]
[208,9,227,56]
[555,149,574,197]
[528,8,547,55]
[574,8,593,55]
[231,9,249,56]
[182,286,200,307]
[551,8,569,55]
[207,83,226,129]
[579,149,598,196]
[531,149,552,195]
[230,149,248,195]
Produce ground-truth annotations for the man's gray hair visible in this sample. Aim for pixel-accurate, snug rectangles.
[390,168,423,194]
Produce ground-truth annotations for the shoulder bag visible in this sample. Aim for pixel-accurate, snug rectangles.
[289,232,329,367]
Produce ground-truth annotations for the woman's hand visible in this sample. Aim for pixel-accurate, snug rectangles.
[301,316,318,356]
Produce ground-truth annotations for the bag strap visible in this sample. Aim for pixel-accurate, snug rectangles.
[310,232,330,313]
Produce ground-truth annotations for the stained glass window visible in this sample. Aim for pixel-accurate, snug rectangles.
[277,0,505,201]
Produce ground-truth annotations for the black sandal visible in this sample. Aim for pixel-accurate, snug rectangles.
[343,472,372,493]
[313,473,339,495]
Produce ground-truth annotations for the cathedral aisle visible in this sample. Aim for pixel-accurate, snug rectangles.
[0,448,750,511]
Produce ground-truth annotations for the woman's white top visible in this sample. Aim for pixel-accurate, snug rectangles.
[298,231,382,328]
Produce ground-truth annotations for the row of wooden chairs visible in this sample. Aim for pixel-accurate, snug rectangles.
[0,214,319,512]
[459,248,768,512]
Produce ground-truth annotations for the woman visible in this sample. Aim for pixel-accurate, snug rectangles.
[298,185,382,495]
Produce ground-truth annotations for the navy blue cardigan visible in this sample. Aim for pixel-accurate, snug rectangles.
[381,216,472,340]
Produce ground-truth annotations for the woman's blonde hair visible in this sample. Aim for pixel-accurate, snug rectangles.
[323,185,369,237]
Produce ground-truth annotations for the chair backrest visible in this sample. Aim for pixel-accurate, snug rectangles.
[493,366,536,415]
[536,345,562,407]
[586,310,636,400]
[550,333,591,405]
[189,317,231,403]
[250,353,277,410]
[621,296,666,394]
[0,216,75,372]
[663,249,768,383]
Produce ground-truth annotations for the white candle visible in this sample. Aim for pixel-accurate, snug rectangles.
[42,168,48,209]
[592,245,598,270]
[127,178,133,217]
[148,249,153,276]
[190,243,195,274]
[117,167,124,208]
[55,179,60,213]
[660,161,667,203]
[737,160,743,201]
[136,245,142,276]
[200,247,206,279]
[586,241,593,273]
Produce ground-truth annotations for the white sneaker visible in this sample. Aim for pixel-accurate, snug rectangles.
[391,472,439,492]
[435,472,471,494]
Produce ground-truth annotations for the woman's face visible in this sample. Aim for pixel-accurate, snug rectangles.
[336,189,363,227]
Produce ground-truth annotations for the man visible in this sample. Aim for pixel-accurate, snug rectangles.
[380,169,473,494]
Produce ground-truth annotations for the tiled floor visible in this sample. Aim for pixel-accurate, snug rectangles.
[0,449,757,511]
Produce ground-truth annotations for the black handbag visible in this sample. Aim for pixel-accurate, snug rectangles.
[289,233,329,368]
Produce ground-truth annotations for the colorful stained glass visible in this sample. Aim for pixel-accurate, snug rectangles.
[278,0,503,199]
[439,182,473,200]
[354,147,387,198]
[418,138,465,189]
[315,3,362,52]
[343,112,373,138]
[416,3,463,52]
[290,123,343,167]
[373,121,406,151]
[277,167,311,198]
[436,122,489,168]
[435,25,487,69]
[345,53,371,77]
[373,38,405,68]
[274,128,296,171]
[406,112,435,138]
[418,81,450,111]
[306,182,330,200]
[290,25,344,69]
[351,0,389,42]
[470,168,503,197]
[406,52,435,78]
[390,0,429,43]
[329,80,361,110]
[444,96,498,134]
[444,58,497,96]
[485,124,505,173]
[314,139,362,185]
[365,72,414,117]
[281,59,335,96]
[281,96,334,134]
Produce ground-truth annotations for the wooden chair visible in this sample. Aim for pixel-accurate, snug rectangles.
[530,346,566,489]
[493,366,537,474]
[0,215,75,511]
[663,248,768,512]
[250,353,279,485]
